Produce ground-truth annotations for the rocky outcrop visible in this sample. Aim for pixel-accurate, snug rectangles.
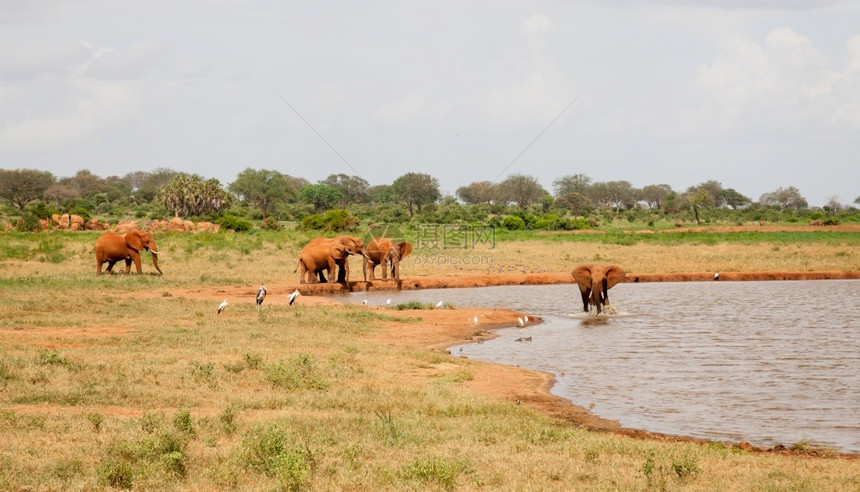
[115,221,140,234]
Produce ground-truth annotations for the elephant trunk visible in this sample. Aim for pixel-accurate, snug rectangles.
[151,251,163,275]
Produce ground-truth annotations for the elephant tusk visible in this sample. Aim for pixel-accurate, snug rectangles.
[150,249,159,256]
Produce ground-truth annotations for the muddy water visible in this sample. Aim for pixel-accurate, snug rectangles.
[342,280,860,453]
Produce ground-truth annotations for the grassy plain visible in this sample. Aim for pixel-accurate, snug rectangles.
[0,228,858,490]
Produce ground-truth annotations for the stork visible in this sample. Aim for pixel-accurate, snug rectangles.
[288,289,300,305]
[217,299,228,314]
[256,284,267,306]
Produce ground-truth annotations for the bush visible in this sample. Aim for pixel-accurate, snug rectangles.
[216,215,253,232]
[501,215,525,230]
[261,217,282,231]
[240,423,314,490]
[300,209,359,232]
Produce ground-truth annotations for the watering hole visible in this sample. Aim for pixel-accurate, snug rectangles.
[338,280,860,453]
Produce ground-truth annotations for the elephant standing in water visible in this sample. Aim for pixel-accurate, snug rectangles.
[571,264,625,314]
[363,238,412,288]
[93,230,163,275]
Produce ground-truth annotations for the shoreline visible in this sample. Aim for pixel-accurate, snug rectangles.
[371,304,860,459]
[280,270,860,295]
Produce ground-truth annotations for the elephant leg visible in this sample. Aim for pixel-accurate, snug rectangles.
[123,258,132,274]
[580,289,590,312]
[318,270,327,283]
[105,260,116,274]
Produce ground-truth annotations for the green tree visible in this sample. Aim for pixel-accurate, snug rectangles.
[229,168,297,220]
[552,174,592,197]
[687,189,711,225]
[391,172,441,217]
[126,168,179,202]
[156,174,232,217]
[759,186,807,210]
[496,174,546,209]
[321,174,370,207]
[0,169,56,212]
[720,188,751,209]
[604,180,636,212]
[456,181,496,204]
[368,184,395,204]
[299,184,344,212]
[556,191,592,215]
[640,184,673,209]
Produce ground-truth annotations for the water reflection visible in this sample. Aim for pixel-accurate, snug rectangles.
[340,280,860,453]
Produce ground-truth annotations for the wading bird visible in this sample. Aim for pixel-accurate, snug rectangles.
[288,289,300,305]
[256,284,267,306]
[517,317,524,327]
[217,299,228,314]
[436,300,445,307]
[386,298,391,305]
[473,316,479,326]
[362,300,368,306]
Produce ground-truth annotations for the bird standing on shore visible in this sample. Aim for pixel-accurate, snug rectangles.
[517,317,524,327]
[256,284,267,306]
[288,289,300,305]
[473,316,479,326]
[436,300,445,307]
[217,299,228,314]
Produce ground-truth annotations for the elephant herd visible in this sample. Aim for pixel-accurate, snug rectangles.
[296,235,412,287]
[92,230,624,313]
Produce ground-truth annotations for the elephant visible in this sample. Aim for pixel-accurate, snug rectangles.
[93,230,163,275]
[300,235,364,283]
[297,235,364,285]
[363,238,412,288]
[571,264,625,314]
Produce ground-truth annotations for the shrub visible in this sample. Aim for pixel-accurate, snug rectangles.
[216,214,253,232]
[239,423,314,490]
[501,215,525,230]
[300,209,359,232]
[265,354,328,390]
[261,216,282,231]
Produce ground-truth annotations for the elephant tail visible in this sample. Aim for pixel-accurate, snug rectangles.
[294,259,301,273]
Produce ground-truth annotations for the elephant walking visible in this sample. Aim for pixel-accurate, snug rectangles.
[571,264,625,314]
[93,230,163,275]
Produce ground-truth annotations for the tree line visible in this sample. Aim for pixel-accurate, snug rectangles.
[0,167,857,232]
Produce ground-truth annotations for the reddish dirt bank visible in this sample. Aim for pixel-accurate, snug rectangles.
[238,270,860,297]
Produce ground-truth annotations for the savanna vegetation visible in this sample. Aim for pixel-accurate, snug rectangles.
[1,234,858,490]
[1,168,858,235]
[1,168,858,489]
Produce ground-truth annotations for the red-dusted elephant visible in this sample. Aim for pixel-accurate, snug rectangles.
[363,238,412,287]
[571,264,625,314]
[93,230,163,275]
[297,235,364,284]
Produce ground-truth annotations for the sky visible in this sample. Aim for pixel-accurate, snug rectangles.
[1,1,859,207]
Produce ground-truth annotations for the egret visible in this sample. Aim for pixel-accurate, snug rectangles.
[436,300,445,307]
[473,316,478,326]
[386,298,392,305]
[517,317,524,327]
[524,315,529,324]
[256,284,267,306]
[713,272,720,281]
[217,299,228,314]
[362,300,368,306]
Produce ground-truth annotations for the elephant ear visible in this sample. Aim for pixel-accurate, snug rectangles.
[571,265,594,289]
[605,265,626,289]
[330,244,347,260]
[398,241,412,260]
[125,230,142,252]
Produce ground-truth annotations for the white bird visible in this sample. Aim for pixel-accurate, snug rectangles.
[524,315,529,324]
[713,272,720,280]
[473,316,478,326]
[217,299,228,314]
[362,300,368,306]
[256,284,267,306]
[517,317,524,327]
[386,298,392,305]
[436,300,445,307]
[288,289,300,305]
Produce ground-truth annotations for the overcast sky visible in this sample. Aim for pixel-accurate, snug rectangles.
[1,1,858,207]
